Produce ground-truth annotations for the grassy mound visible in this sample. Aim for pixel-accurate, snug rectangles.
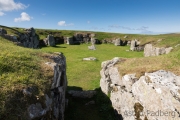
[0,36,53,119]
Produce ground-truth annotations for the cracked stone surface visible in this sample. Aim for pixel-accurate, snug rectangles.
[100,57,180,120]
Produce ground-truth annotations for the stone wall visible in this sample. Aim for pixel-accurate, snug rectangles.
[28,52,67,120]
[0,27,40,49]
[100,57,180,120]
[144,44,173,57]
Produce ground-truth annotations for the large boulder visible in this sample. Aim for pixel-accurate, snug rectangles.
[100,58,180,120]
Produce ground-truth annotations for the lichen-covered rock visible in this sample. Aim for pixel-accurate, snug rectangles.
[100,58,180,120]
[144,44,173,57]
[130,40,136,51]
[114,38,121,46]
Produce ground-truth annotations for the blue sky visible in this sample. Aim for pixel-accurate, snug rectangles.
[0,0,180,34]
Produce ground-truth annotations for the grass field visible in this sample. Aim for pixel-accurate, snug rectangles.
[40,44,143,90]
[0,26,180,119]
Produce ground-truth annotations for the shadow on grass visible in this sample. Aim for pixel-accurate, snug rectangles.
[65,86,123,120]
[52,45,67,48]
[0,80,52,120]
[0,85,41,120]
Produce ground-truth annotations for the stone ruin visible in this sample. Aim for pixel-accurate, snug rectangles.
[0,28,17,42]
[130,39,144,51]
[144,44,173,57]
[100,57,180,120]
[27,52,67,120]
[65,33,101,45]
[66,37,74,45]
[88,34,96,50]
[0,27,39,48]
[18,27,39,48]
[43,34,56,46]
[0,27,40,48]
[114,38,128,46]
[65,33,90,45]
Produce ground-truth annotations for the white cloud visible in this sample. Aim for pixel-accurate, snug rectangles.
[87,21,90,24]
[58,21,74,26]
[42,13,46,16]
[14,12,32,22]
[0,11,5,16]
[0,0,27,11]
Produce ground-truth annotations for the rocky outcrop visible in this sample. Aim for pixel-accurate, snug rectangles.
[100,57,180,120]
[144,44,173,57]
[0,27,39,48]
[18,27,39,48]
[28,52,67,120]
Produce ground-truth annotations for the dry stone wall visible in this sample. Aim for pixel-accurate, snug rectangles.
[0,27,40,48]
[100,57,180,120]
[28,53,67,120]
[144,44,173,57]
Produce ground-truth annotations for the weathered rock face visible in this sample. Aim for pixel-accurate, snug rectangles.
[144,44,173,57]
[66,37,74,45]
[19,27,39,48]
[130,40,136,51]
[74,33,83,41]
[91,37,96,45]
[47,35,55,46]
[28,53,67,120]
[130,39,142,51]
[100,58,180,120]
[114,38,121,46]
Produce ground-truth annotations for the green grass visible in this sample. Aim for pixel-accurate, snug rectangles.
[0,25,180,120]
[0,37,53,119]
[40,44,143,90]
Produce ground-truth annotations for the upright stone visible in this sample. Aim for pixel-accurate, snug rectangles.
[91,37,96,45]
[47,35,55,46]
[66,37,73,45]
[130,40,136,51]
[114,38,121,46]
